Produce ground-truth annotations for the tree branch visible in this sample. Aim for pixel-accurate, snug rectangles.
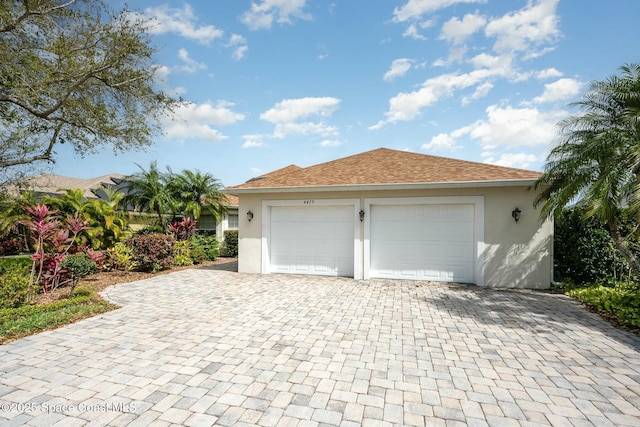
[0,122,62,168]
[0,0,77,33]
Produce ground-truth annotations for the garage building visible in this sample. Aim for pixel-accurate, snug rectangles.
[225,148,552,288]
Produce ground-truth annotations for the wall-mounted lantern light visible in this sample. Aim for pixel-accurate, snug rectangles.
[359,209,365,222]
[511,207,521,223]
[247,210,254,222]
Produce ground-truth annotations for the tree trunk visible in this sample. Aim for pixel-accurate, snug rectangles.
[607,217,640,279]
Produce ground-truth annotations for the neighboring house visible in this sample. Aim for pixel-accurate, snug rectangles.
[13,173,126,199]
[224,148,553,289]
[15,173,238,236]
[197,194,239,237]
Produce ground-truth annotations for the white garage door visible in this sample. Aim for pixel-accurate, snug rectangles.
[369,203,475,282]
[269,205,355,277]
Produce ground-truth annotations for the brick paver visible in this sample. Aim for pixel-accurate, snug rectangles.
[1,268,639,426]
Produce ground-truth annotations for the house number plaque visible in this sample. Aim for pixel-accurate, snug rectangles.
[303,200,315,204]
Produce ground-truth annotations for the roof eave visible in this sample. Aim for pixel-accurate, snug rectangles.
[223,178,539,194]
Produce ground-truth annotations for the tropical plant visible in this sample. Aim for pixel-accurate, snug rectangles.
[0,190,36,252]
[105,242,136,272]
[19,205,90,293]
[168,217,198,241]
[533,63,640,278]
[167,169,228,221]
[43,189,93,246]
[189,234,220,261]
[87,188,129,249]
[172,241,193,267]
[43,188,129,249]
[121,162,176,226]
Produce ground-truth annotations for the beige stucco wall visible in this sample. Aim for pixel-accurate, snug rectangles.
[235,186,552,289]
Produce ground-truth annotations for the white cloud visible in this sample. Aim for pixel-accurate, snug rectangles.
[161,101,245,143]
[133,5,223,44]
[370,69,498,129]
[536,68,563,79]
[177,48,206,74]
[483,152,539,169]
[464,105,564,149]
[418,104,564,164]
[260,97,341,139]
[403,24,427,40]
[392,0,487,23]
[319,139,342,147]
[261,97,340,123]
[461,81,493,105]
[273,122,338,139]
[232,45,249,61]
[440,13,486,45]
[242,0,312,30]
[242,135,266,148]
[533,78,582,104]
[227,34,249,60]
[485,0,559,54]
[383,59,414,81]
[153,65,186,96]
[421,133,459,151]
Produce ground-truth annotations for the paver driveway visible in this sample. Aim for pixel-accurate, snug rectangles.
[1,267,640,427]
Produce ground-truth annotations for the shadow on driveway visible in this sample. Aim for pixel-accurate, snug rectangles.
[420,282,640,353]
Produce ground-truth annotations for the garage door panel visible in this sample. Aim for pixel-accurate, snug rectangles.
[369,203,475,282]
[269,205,355,277]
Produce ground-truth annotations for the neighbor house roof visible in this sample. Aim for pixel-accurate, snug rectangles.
[222,194,239,206]
[18,173,125,199]
[227,148,542,192]
[18,174,241,207]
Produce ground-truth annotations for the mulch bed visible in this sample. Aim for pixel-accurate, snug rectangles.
[34,257,238,305]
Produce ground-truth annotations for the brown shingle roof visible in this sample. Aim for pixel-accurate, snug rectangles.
[20,173,125,198]
[222,194,239,206]
[245,164,302,182]
[227,148,541,190]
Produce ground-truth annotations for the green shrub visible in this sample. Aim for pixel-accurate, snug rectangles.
[62,253,96,296]
[127,233,175,273]
[173,241,194,266]
[0,257,33,309]
[567,282,640,328]
[223,230,238,257]
[0,257,32,272]
[554,207,636,284]
[0,269,31,309]
[105,242,137,272]
[190,234,220,261]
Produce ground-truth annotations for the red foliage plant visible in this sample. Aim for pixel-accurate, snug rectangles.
[19,205,90,293]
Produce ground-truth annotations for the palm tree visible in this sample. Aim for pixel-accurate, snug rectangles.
[168,169,228,222]
[121,161,175,225]
[533,63,640,277]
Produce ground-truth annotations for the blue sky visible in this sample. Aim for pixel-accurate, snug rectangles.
[50,0,640,188]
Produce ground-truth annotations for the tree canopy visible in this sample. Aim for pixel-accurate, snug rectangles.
[0,0,178,183]
[533,63,640,277]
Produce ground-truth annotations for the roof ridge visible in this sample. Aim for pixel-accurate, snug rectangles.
[226,147,542,190]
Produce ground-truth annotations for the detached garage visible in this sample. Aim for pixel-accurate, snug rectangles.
[225,148,553,289]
